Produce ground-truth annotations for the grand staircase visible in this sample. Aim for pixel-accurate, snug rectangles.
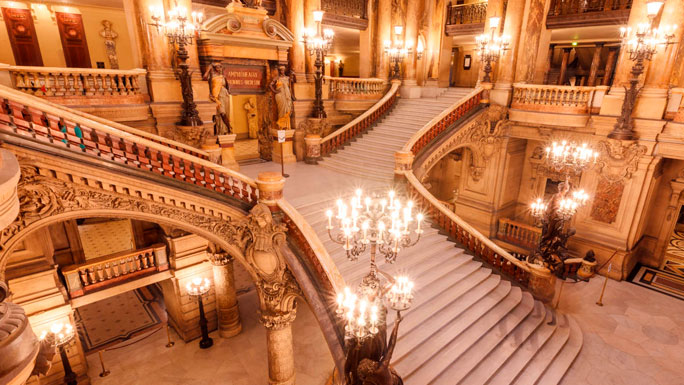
[305,89,583,384]
[318,88,473,182]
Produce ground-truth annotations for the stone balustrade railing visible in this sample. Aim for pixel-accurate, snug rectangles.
[497,217,542,251]
[511,83,596,114]
[0,85,258,205]
[327,77,387,100]
[61,244,168,297]
[446,1,488,25]
[319,80,400,157]
[1,65,146,100]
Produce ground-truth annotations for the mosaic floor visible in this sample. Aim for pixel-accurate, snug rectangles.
[631,266,684,300]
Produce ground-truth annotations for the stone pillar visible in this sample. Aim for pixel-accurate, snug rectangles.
[557,48,571,85]
[376,0,392,79]
[603,47,618,86]
[404,0,421,81]
[304,0,321,81]
[359,0,374,78]
[217,134,239,171]
[514,0,548,83]
[491,0,525,105]
[286,0,306,79]
[304,134,322,164]
[209,252,242,338]
[477,0,505,84]
[256,172,286,206]
[587,43,604,86]
[611,0,650,87]
[261,313,297,385]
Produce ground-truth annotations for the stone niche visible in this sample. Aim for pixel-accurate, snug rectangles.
[198,3,293,161]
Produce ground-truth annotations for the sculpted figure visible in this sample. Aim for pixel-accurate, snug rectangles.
[269,65,293,130]
[356,313,404,385]
[99,20,119,69]
[204,62,232,135]
[244,96,258,139]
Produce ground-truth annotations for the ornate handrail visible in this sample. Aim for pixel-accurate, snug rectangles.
[320,79,400,156]
[326,77,387,99]
[0,84,208,159]
[0,85,258,205]
[61,244,168,297]
[446,1,488,25]
[403,172,532,286]
[548,0,632,17]
[497,217,542,251]
[401,87,484,155]
[511,83,596,114]
[1,64,146,98]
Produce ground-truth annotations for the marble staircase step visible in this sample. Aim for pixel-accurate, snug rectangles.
[532,316,583,385]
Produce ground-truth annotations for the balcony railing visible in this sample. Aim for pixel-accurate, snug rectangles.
[62,244,168,298]
[511,84,596,114]
[446,1,487,35]
[327,77,386,100]
[2,65,146,103]
[496,218,542,251]
[547,0,632,28]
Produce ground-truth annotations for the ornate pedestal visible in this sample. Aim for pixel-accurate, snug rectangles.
[217,134,239,171]
[304,134,322,164]
[271,129,297,164]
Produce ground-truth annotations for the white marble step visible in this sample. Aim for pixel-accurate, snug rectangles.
[533,316,583,385]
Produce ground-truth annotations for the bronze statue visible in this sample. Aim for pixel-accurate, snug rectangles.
[269,65,294,130]
[355,312,404,385]
[204,62,232,135]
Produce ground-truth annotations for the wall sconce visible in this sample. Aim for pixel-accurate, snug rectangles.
[416,38,424,60]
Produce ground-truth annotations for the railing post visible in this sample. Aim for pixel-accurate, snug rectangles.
[154,244,169,271]
[304,134,322,164]
[528,263,556,303]
[256,172,285,210]
[394,150,414,182]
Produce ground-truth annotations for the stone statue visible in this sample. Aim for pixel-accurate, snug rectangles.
[269,65,293,130]
[99,20,119,69]
[244,96,258,139]
[204,62,232,135]
[356,312,404,385]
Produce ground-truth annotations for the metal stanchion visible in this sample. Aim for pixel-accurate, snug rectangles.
[278,130,289,178]
[596,263,612,306]
[165,324,175,348]
[98,350,110,377]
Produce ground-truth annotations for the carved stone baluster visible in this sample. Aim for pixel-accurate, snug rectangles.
[128,256,136,272]
[95,265,104,282]
[147,251,155,267]
[84,74,95,96]
[87,268,96,284]
[104,263,112,280]
[135,255,142,270]
[56,73,67,96]
[79,269,89,286]
[141,252,149,269]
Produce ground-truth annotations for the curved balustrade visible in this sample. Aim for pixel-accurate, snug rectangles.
[497,217,542,251]
[3,65,146,99]
[511,84,596,114]
[320,80,400,156]
[327,77,386,100]
[403,172,532,286]
[0,86,258,205]
[446,1,487,25]
[402,87,484,155]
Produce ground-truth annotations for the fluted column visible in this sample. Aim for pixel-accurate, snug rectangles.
[403,0,420,81]
[376,0,392,79]
[261,312,297,385]
[491,0,525,104]
[287,0,306,79]
[514,0,548,83]
[209,252,242,338]
[304,0,321,81]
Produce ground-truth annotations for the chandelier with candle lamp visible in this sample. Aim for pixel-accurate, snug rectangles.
[302,10,334,119]
[148,3,205,127]
[609,0,677,140]
[40,321,78,385]
[186,277,214,349]
[384,25,414,79]
[476,16,510,83]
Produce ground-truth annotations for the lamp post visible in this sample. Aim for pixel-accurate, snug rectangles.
[529,141,598,276]
[384,25,413,80]
[186,277,213,349]
[476,16,509,83]
[40,322,77,385]
[149,3,204,127]
[302,10,334,119]
[608,0,676,140]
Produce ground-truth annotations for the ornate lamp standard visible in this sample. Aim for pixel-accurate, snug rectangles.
[476,16,509,83]
[608,0,676,140]
[149,4,204,127]
[186,277,213,349]
[384,26,413,80]
[302,10,334,119]
[325,188,423,382]
[40,322,77,385]
[528,141,598,276]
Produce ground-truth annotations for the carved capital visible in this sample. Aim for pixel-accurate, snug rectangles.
[208,252,234,266]
[259,308,297,330]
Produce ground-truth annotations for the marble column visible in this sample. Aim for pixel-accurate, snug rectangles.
[376,0,392,79]
[404,0,421,81]
[261,313,297,385]
[359,0,374,78]
[286,0,306,79]
[304,0,321,81]
[477,0,505,84]
[209,252,242,338]
[603,47,618,86]
[557,48,571,85]
[514,0,548,83]
[491,0,525,105]
[611,0,649,87]
[587,43,604,86]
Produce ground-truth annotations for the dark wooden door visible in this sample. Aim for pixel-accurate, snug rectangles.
[1,7,43,66]
[55,12,92,68]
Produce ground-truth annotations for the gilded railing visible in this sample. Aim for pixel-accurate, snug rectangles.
[447,1,488,25]
[320,80,400,156]
[403,172,532,286]
[61,244,168,297]
[1,65,146,99]
[511,84,596,114]
[327,77,386,100]
[548,0,632,17]
[401,87,484,155]
[497,217,542,251]
[0,85,258,205]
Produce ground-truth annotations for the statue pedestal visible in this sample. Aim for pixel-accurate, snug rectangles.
[217,134,239,171]
[304,134,322,164]
[271,129,297,164]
